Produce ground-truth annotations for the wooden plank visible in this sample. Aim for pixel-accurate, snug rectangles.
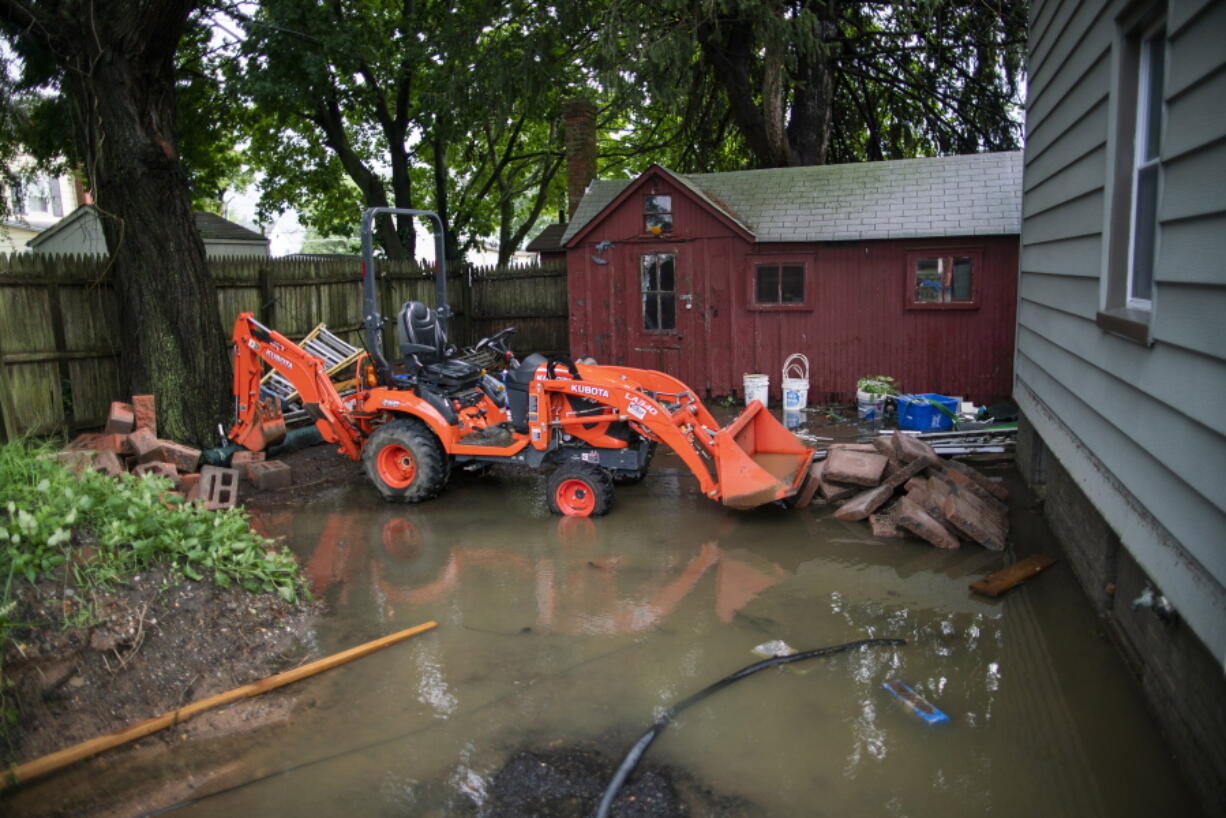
[970,554,1059,597]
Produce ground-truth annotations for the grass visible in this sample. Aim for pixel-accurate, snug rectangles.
[0,438,308,743]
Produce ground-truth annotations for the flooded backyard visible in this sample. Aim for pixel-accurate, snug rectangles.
[8,432,1205,817]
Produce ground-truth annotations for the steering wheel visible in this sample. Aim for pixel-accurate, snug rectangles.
[474,326,517,354]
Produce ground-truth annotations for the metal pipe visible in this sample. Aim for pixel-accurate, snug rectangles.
[359,207,450,358]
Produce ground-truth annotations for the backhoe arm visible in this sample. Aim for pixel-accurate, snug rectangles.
[229,312,363,459]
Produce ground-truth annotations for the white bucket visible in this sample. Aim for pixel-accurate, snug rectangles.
[743,373,769,407]
[781,353,809,411]
[856,390,887,419]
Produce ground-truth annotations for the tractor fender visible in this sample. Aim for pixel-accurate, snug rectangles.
[358,390,454,446]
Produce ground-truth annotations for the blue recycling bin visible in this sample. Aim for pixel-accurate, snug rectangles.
[896,393,959,432]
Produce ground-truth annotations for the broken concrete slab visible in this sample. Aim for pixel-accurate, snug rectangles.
[868,509,907,538]
[896,497,960,549]
[832,455,932,522]
[104,401,135,434]
[893,431,939,464]
[819,480,860,504]
[943,457,1010,501]
[132,394,157,438]
[794,461,824,509]
[942,489,1008,551]
[823,448,889,487]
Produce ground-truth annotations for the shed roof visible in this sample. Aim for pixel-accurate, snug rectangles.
[525,222,568,253]
[561,151,1022,247]
[27,205,269,248]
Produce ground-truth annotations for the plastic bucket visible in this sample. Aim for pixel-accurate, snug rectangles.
[856,390,887,420]
[781,353,809,411]
[743,373,769,407]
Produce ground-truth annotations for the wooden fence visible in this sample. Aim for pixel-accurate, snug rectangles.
[0,253,568,440]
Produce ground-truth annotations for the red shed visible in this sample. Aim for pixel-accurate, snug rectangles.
[560,153,1021,405]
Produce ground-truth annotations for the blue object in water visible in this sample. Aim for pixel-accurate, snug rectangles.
[883,680,950,724]
[895,393,959,432]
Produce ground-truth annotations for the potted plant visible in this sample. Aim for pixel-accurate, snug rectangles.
[856,375,895,419]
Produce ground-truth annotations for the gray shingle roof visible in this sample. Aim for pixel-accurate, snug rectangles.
[561,151,1022,246]
[193,211,268,243]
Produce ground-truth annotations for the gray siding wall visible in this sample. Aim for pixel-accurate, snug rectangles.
[1017,0,1226,663]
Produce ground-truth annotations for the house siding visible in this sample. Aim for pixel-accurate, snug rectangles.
[1017,0,1226,812]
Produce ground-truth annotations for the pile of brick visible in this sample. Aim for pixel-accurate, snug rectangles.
[54,396,292,510]
[795,431,1009,550]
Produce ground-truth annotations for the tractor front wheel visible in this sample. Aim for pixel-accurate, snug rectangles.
[547,461,614,517]
[363,419,449,503]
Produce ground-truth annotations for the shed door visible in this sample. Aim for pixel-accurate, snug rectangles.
[625,248,698,384]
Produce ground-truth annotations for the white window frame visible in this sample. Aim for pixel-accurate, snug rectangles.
[1124,21,1164,312]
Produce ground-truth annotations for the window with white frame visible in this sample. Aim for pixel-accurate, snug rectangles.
[1126,24,1164,309]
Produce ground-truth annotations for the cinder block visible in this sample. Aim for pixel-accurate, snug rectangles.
[158,440,202,474]
[132,394,157,437]
[247,459,292,491]
[196,466,240,510]
[823,448,889,487]
[104,401,135,434]
[133,461,178,480]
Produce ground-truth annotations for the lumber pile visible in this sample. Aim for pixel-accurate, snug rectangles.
[797,432,1010,551]
[52,396,291,509]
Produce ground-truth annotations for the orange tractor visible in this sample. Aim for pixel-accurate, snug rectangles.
[228,208,813,516]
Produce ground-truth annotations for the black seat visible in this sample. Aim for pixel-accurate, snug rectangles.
[506,353,546,432]
[397,301,449,365]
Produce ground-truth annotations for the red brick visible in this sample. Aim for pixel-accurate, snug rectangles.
[133,461,178,481]
[943,458,1010,501]
[179,473,202,501]
[872,436,902,464]
[921,475,959,531]
[94,433,133,455]
[65,433,104,451]
[940,466,1008,516]
[831,455,931,522]
[895,497,960,549]
[94,450,125,477]
[246,459,292,491]
[823,448,888,487]
[104,401,135,434]
[129,427,166,463]
[56,450,99,473]
[132,394,157,438]
[231,449,266,470]
[158,440,202,473]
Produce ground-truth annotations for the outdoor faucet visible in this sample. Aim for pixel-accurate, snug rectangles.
[1131,585,1176,622]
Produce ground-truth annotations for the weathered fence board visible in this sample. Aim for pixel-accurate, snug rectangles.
[0,253,567,439]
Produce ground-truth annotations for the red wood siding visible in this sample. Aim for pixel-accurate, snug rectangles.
[567,177,1018,405]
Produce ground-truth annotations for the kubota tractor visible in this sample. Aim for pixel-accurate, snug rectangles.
[228,208,813,517]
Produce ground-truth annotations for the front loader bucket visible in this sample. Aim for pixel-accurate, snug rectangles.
[713,401,814,509]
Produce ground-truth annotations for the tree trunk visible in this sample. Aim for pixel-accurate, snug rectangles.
[55,1,230,446]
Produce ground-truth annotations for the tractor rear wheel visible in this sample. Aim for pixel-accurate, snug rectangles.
[547,461,613,517]
[363,419,449,503]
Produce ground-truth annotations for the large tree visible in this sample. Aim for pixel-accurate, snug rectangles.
[0,0,231,445]
[598,0,1027,170]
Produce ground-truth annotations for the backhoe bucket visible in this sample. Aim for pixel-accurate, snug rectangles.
[713,401,814,509]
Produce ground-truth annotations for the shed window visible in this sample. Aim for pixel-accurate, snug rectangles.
[912,256,973,304]
[641,253,676,331]
[644,195,672,234]
[754,263,805,304]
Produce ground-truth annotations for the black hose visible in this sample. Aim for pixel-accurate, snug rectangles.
[594,637,905,818]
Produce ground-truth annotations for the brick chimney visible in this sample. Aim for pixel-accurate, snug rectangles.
[562,99,597,219]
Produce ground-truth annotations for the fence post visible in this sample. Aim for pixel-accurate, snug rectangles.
[259,261,276,328]
[0,331,16,443]
[46,256,73,434]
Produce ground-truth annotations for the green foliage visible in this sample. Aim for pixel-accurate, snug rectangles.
[856,375,897,396]
[0,439,304,603]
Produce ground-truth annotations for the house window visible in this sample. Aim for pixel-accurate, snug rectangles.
[644,195,672,234]
[1099,13,1165,344]
[641,253,676,331]
[754,263,805,304]
[21,175,63,217]
[906,250,981,309]
[1127,25,1164,309]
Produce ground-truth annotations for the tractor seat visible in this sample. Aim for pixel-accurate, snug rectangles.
[397,300,452,365]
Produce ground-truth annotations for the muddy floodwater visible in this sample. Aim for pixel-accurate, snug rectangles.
[27,439,1205,816]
